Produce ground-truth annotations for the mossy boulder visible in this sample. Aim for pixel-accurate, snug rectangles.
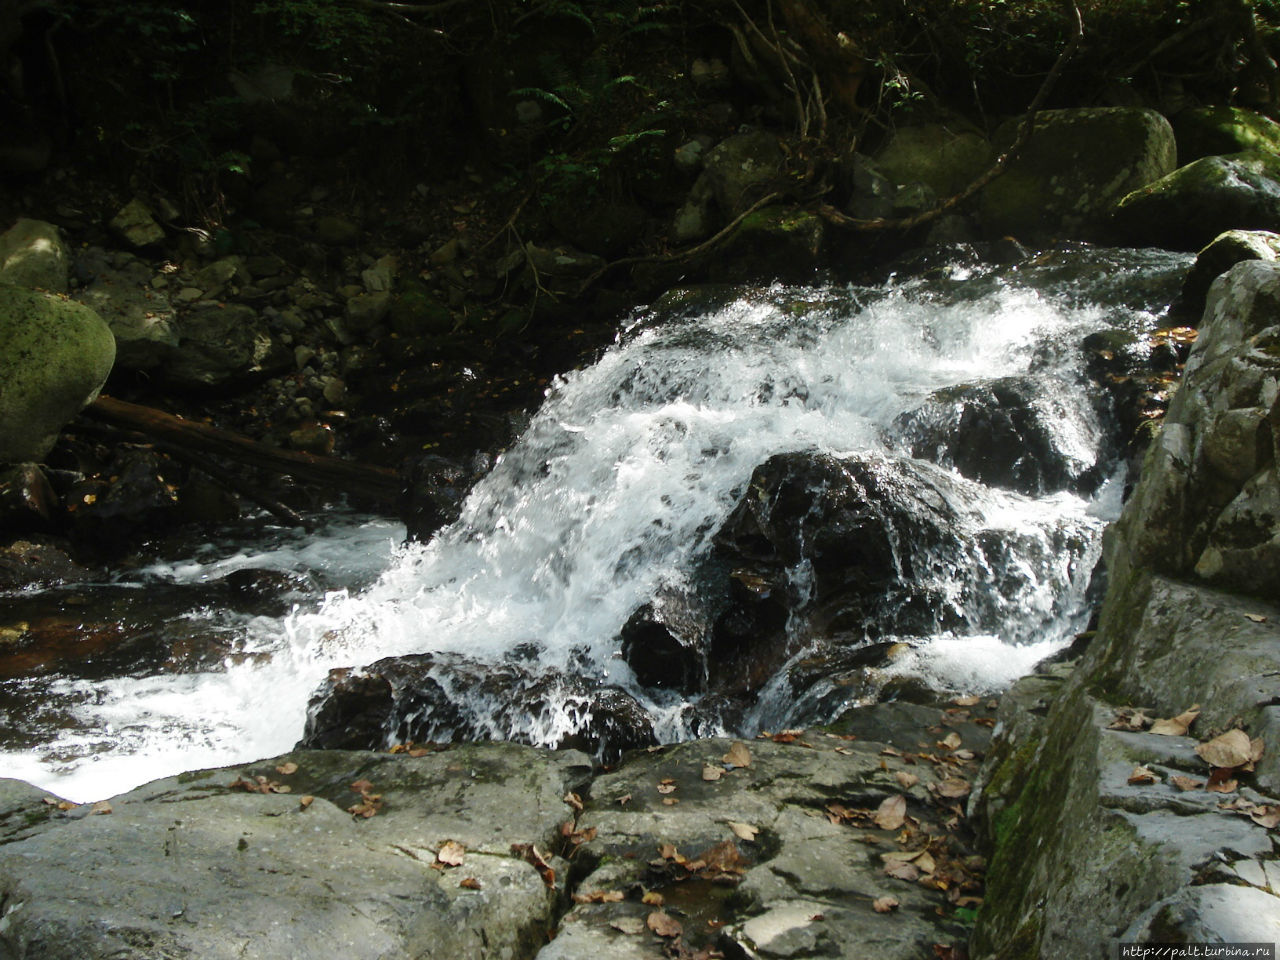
[698,205,824,283]
[702,130,787,218]
[0,219,69,293]
[1172,105,1280,164]
[0,285,116,463]
[1181,229,1280,319]
[979,107,1176,240]
[874,123,992,198]
[1113,150,1280,251]
[390,281,454,336]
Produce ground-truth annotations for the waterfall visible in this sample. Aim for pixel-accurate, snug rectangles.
[0,245,1192,802]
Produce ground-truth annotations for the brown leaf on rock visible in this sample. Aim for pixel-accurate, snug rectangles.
[299,795,315,810]
[875,795,907,830]
[511,843,556,888]
[349,778,376,795]
[1206,774,1238,794]
[1245,613,1268,623]
[572,889,625,904]
[642,890,665,906]
[647,911,683,938]
[884,859,920,882]
[872,896,900,913]
[1195,729,1253,769]
[657,781,678,795]
[460,877,482,890]
[723,741,752,768]
[952,695,981,707]
[914,850,937,875]
[939,732,962,751]
[1150,705,1200,737]
[896,771,920,790]
[1249,806,1280,829]
[727,821,759,842]
[700,840,749,877]
[1169,775,1203,792]
[437,840,465,866]
[936,778,971,799]
[611,917,646,935]
[275,761,299,775]
[1127,765,1160,785]
[702,765,724,781]
[563,791,584,812]
[1109,708,1153,732]
[90,801,112,815]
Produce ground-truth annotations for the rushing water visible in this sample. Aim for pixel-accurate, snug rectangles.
[0,245,1192,802]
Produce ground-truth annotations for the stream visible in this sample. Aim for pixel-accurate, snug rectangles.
[0,244,1193,802]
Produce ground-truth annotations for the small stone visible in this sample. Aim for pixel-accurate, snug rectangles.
[109,199,165,248]
[175,287,204,303]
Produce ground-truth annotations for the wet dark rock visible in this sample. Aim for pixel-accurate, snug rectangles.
[400,452,489,542]
[216,567,318,616]
[301,652,657,761]
[0,463,59,533]
[893,377,1102,496]
[0,538,90,590]
[706,452,968,693]
[619,591,708,692]
[63,447,181,551]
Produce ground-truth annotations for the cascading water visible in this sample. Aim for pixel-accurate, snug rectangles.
[0,245,1192,802]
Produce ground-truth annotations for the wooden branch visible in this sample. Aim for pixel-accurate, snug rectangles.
[822,0,1084,235]
[575,191,784,297]
[345,0,467,15]
[83,397,402,505]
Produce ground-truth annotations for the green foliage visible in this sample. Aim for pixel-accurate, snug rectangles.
[251,0,391,54]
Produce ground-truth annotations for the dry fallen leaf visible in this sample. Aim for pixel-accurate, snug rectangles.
[1250,806,1280,829]
[951,695,981,707]
[884,860,920,882]
[657,782,677,795]
[1128,765,1160,785]
[1169,775,1203,792]
[936,778,971,799]
[275,761,299,775]
[349,779,375,795]
[642,890,665,906]
[939,732,962,751]
[1150,705,1200,737]
[563,791,584,812]
[727,821,759,842]
[702,765,724,781]
[874,795,907,831]
[437,840,466,867]
[90,801,112,816]
[1195,729,1254,769]
[914,850,937,875]
[511,843,556,888]
[661,797,679,805]
[723,741,752,768]
[1206,774,1239,794]
[647,911,683,938]
[1109,708,1154,732]
[872,896,900,913]
[572,889,624,904]
[617,793,631,806]
[895,771,920,790]
[1245,613,1268,623]
[460,877,482,890]
[611,917,646,935]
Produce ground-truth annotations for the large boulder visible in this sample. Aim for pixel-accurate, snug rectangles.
[164,302,292,389]
[0,286,116,463]
[970,259,1280,959]
[0,744,590,960]
[701,130,787,218]
[0,219,69,292]
[874,123,992,198]
[1112,150,1280,251]
[1180,228,1280,319]
[1172,105,1280,164]
[979,107,1176,239]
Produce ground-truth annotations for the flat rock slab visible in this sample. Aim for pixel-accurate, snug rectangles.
[545,721,990,960]
[0,743,591,960]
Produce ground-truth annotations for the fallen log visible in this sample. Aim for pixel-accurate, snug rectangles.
[83,396,403,506]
